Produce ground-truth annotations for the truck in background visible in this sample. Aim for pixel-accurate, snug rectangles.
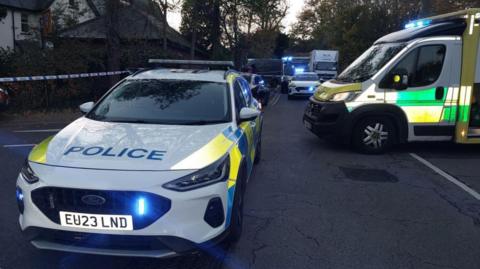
[309,50,339,82]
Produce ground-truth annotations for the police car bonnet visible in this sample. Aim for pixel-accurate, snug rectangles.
[40,117,232,171]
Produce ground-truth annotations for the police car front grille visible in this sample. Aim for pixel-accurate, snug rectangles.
[31,187,171,230]
[36,229,170,251]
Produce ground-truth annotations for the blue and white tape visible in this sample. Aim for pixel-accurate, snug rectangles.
[0,71,129,82]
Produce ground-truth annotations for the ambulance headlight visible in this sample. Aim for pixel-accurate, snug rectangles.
[163,155,230,191]
[330,92,360,102]
[20,160,39,184]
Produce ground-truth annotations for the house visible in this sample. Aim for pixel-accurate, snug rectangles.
[0,0,55,49]
[58,0,206,58]
[0,0,199,58]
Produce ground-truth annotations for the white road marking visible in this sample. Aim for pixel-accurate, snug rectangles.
[271,93,281,106]
[13,129,60,133]
[3,144,36,148]
[410,153,480,200]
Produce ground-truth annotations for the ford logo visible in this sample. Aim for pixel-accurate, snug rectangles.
[81,195,106,206]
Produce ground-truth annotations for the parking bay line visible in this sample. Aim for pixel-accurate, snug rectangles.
[3,144,36,148]
[13,129,60,133]
[410,153,480,200]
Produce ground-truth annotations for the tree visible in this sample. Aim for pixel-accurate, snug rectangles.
[153,0,181,51]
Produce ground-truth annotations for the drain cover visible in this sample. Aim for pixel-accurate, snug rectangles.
[340,167,398,183]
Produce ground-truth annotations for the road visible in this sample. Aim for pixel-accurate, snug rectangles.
[1,94,480,269]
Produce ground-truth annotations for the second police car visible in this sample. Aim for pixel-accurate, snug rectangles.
[16,60,263,257]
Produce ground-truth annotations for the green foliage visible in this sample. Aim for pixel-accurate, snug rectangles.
[291,0,480,69]
[180,0,289,63]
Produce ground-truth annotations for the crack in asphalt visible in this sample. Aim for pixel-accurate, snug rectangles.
[405,250,460,269]
[350,210,453,228]
[293,226,320,248]
[249,243,267,268]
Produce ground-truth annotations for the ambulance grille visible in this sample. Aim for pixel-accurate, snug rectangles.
[31,187,171,230]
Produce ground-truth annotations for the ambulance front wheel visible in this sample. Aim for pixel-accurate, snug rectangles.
[352,116,396,154]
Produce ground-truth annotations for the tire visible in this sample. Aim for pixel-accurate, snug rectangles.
[254,137,262,165]
[352,117,396,154]
[287,94,293,100]
[226,168,245,243]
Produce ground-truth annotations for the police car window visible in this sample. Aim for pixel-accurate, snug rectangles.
[253,76,263,85]
[87,80,231,125]
[239,79,252,105]
[233,80,247,114]
[293,74,319,81]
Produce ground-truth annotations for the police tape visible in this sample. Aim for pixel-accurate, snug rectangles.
[0,71,129,83]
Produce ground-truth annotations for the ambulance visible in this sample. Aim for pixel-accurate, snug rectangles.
[304,9,480,153]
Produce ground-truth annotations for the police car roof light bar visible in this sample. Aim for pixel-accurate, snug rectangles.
[148,59,234,69]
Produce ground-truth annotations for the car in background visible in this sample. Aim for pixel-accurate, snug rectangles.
[287,72,321,100]
[0,87,10,111]
[244,74,270,106]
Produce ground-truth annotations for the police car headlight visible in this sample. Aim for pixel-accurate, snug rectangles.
[163,155,230,191]
[331,92,360,102]
[20,160,39,184]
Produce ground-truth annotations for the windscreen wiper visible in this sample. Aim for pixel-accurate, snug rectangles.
[182,120,229,125]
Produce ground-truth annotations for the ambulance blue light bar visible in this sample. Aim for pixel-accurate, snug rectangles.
[405,19,432,29]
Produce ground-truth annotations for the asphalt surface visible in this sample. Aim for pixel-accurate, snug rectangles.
[1,94,480,269]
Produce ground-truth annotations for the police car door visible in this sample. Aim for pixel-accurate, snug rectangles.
[233,78,257,170]
[382,39,461,141]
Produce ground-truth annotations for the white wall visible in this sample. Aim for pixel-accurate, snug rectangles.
[0,10,14,49]
[0,9,43,49]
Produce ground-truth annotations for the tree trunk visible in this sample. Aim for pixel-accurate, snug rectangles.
[210,0,221,59]
[420,0,432,16]
[105,0,121,86]
[162,1,168,52]
[190,30,196,59]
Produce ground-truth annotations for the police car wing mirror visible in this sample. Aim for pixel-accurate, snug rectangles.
[239,107,261,122]
[79,102,94,114]
[391,69,409,91]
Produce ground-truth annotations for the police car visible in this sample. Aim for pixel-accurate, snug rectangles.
[288,72,321,100]
[16,60,263,257]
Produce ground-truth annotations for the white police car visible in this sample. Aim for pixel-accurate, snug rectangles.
[16,60,263,257]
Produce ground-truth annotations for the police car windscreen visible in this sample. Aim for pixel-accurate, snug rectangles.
[87,80,231,125]
[293,74,318,81]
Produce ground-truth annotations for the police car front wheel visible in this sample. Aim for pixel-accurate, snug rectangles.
[227,167,246,243]
[352,117,396,154]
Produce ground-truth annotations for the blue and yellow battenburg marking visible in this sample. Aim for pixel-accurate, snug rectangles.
[28,136,54,164]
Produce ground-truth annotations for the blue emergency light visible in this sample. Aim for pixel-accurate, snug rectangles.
[405,19,431,29]
[136,197,146,216]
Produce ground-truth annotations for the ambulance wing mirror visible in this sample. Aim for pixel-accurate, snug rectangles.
[239,107,261,122]
[79,101,94,114]
[391,69,409,91]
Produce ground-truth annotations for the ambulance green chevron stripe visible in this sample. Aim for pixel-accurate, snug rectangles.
[396,87,446,107]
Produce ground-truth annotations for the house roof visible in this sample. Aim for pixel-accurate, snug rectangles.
[59,5,191,49]
[0,0,54,12]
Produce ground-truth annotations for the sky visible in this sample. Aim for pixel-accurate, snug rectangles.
[167,0,305,33]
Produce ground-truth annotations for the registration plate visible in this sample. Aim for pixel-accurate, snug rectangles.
[59,211,133,231]
[304,120,312,130]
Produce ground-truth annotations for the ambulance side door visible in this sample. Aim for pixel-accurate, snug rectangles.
[381,39,461,141]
